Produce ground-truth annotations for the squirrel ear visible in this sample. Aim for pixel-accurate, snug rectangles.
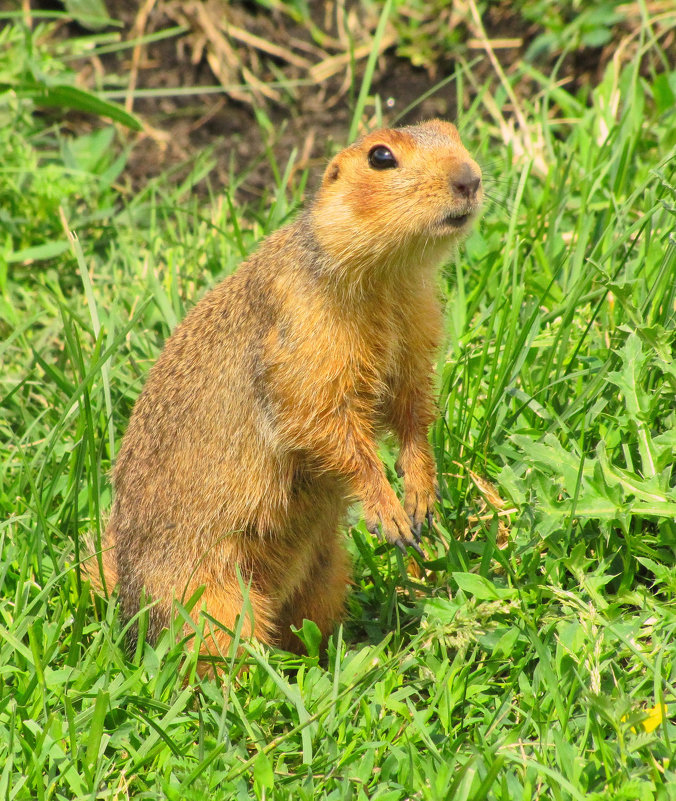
[326,163,340,182]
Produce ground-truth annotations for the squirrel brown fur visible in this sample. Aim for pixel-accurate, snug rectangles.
[91,119,483,666]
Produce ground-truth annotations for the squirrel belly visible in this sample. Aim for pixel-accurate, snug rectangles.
[91,119,483,668]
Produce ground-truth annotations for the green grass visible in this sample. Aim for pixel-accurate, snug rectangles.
[2,3,676,799]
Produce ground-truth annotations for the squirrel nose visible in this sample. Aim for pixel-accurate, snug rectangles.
[451,162,481,200]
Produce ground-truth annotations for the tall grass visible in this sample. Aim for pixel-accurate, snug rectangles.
[1,3,675,799]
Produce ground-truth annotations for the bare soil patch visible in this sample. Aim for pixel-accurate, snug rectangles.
[47,0,666,199]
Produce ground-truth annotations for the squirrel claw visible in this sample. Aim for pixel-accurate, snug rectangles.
[412,521,423,542]
[411,540,427,560]
[426,510,434,531]
[393,537,427,560]
[367,522,383,541]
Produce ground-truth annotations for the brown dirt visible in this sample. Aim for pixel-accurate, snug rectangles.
[47,1,505,200]
[103,0,470,201]
[48,0,667,201]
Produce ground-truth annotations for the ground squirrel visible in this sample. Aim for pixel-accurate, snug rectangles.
[92,119,482,664]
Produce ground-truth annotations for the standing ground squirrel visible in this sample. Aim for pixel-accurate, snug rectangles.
[92,119,482,664]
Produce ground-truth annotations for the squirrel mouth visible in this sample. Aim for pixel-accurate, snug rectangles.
[441,211,472,229]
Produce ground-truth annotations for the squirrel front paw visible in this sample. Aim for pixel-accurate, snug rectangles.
[403,485,436,541]
[363,491,426,558]
[396,453,437,539]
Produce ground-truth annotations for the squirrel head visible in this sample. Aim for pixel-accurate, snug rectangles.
[310,119,483,278]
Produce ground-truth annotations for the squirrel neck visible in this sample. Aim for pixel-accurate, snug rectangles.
[290,209,453,307]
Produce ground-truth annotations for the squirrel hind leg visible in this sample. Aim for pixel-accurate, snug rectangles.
[276,534,351,654]
[192,579,278,676]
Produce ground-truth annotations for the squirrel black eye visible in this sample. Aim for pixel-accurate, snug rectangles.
[368,145,397,170]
